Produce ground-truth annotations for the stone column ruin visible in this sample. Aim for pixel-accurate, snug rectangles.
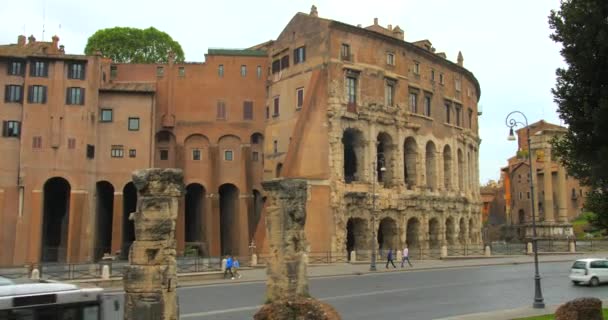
[123,168,184,320]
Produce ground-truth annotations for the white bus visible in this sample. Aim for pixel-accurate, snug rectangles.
[0,276,122,320]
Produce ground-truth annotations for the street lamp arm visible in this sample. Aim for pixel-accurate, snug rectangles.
[505,111,529,129]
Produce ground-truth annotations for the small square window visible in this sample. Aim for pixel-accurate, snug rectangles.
[178,67,185,77]
[241,65,247,77]
[224,150,233,161]
[128,117,140,131]
[129,149,136,158]
[111,145,124,158]
[2,121,20,137]
[192,149,201,161]
[386,53,395,65]
[160,149,169,160]
[157,66,164,77]
[110,65,117,79]
[87,144,95,159]
[100,109,113,122]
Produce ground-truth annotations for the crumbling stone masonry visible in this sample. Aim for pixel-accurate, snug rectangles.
[123,169,185,320]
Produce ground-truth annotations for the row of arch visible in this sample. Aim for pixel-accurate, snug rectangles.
[342,128,478,192]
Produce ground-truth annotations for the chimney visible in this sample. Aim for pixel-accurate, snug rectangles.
[17,35,26,46]
[59,45,65,54]
[374,18,378,25]
[310,5,318,17]
[27,35,36,44]
[457,51,464,66]
[51,35,59,50]
[387,24,392,31]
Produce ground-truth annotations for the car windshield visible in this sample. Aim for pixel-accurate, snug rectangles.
[572,261,587,269]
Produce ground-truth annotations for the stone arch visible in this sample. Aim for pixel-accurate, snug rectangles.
[346,217,367,260]
[404,137,418,189]
[428,218,440,248]
[457,148,464,191]
[426,141,437,190]
[459,217,467,245]
[406,217,420,247]
[377,132,395,186]
[41,177,71,262]
[443,145,452,190]
[342,128,365,183]
[219,183,239,255]
[94,181,114,260]
[185,183,206,255]
[469,218,475,243]
[378,217,398,251]
[121,182,137,259]
[155,130,176,168]
[445,216,456,245]
[250,132,264,145]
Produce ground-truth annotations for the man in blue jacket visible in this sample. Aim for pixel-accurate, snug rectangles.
[224,255,234,279]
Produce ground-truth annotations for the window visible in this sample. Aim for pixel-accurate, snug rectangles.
[217,101,226,120]
[346,75,357,109]
[160,149,169,160]
[431,70,435,82]
[273,140,278,153]
[468,108,473,128]
[156,66,164,77]
[243,101,253,120]
[281,55,290,70]
[386,53,395,65]
[87,144,95,159]
[439,73,445,85]
[68,63,85,80]
[32,136,42,149]
[66,138,75,149]
[224,150,233,161]
[294,46,306,64]
[252,151,259,161]
[111,145,124,158]
[218,64,224,78]
[409,92,418,113]
[8,61,25,76]
[110,65,117,79]
[272,59,281,74]
[414,62,420,75]
[128,117,140,131]
[241,65,247,77]
[296,88,304,109]
[28,85,47,104]
[455,77,462,91]
[4,85,23,103]
[424,95,432,117]
[385,81,395,107]
[30,61,48,77]
[519,192,522,200]
[192,149,201,160]
[527,192,531,199]
[257,65,262,79]
[265,106,269,119]
[129,149,136,158]
[100,109,113,122]
[445,102,451,123]
[66,87,85,105]
[273,96,280,117]
[178,67,185,77]
[341,44,351,60]
[455,104,462,127]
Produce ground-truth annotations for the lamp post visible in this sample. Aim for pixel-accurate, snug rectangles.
[505,111,545,309]
[370,153,386,271]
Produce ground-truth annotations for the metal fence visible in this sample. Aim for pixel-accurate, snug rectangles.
[574,240,608,252]
[490,242,527,255]
[446,245,485,256]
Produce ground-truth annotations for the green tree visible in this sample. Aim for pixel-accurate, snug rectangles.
[549,0,608,230]
[84,27,185,63]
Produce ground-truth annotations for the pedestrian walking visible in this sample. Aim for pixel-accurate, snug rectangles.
[223,255,234,279]
[385,248,396,268]
[401,246,413,267]
[232,257,242,279]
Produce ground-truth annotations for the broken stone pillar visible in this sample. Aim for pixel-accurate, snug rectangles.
[254,179,340,320]
[555,297,603,320]
[123,169,184,320]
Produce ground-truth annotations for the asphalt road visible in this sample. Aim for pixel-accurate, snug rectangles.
[106,261,608,320]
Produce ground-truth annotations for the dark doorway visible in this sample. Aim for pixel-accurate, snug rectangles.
[121,182,137,259]
[406,218,420,247]
[185,184,205,256]
[378,217,398,251]
[41,177,71,262]
[342,129,364,183]
[459,218,466,245]
[445,217,456,246]
[428,218,440,248]
[219,184,239,255]
[95,181,114,260]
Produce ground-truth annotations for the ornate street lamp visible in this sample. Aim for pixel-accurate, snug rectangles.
[370,153,386,271]
[505,111,545,309]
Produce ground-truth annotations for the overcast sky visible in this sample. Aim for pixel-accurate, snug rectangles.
[1,0,564,184]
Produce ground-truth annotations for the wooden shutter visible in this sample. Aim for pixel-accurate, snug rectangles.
[27,86,33,103]
[80,88,85,105]
[66,88,70,104]
[4,85,8,102]
[42,86,47,104]
[2,121,7,137]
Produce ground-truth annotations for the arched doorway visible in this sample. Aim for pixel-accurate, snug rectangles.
[121,182,137,259]
[95,181,114,260]
[185,183,206,255]
[443,145,452,190]
[426,141,437,190]
[346,218,366,260]
[459,218,466,245]
[404,137,417,189]
[518,209,525,224]
[249,190,264,241]
[342,128,365,183]
[445,217,456,246]
[276,163,283,178]
[219,183,239,255]
[41,177,71,262]
[406,217,420,248]
[377,132,394,186]
[428,218,440,248]
[378,217,398,251]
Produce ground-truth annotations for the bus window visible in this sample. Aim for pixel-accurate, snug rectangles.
[61,307,78,320]
[83,306,99,320]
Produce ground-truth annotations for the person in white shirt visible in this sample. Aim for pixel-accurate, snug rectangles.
[401,246,413,268]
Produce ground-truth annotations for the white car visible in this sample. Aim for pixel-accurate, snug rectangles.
[569,258,608,286]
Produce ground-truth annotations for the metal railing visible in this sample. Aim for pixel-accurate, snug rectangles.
[446,245,485,256]
[490,242,527,255]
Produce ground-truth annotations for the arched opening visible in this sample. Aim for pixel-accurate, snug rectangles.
[95,181,114,261]
[185,183,206,255]
[457,149,464,191]
[378,217,398,251]
[443,145,452,190]
[219,183,239,255]
[469,218,475,243]
[377,132,394,186]
[41,177,71,262]
[276,163,283,178]
[346,218,366,261]
[404,137,417,189]
[518,209,526,225]
[249,190,264,240]
[445,217,456,246]
[342,129,364,183]
[121,182,137,259]
[250,133,264,145]
[428,218,440,248]
[406,218,420,248]
[425,141,437,190]
[467,150,472,192]
[459,218,466,245]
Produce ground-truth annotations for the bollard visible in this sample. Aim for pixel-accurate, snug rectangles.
[350,250,356,262]
[251,253,258,266]
[569,241,576,253]
[440,245,448,258]
[484,245,491,257]
[30,268,40,280]
[527,242,533,254]
[101,265,110,280]
[221,258,227,272]
[395,249,402,262]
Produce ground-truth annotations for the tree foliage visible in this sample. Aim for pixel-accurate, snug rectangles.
[84,27,185,63]
[549,0,608,230]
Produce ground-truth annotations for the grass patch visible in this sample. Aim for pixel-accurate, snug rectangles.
[514,308,608,320]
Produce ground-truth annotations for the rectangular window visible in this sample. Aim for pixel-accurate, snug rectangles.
[129,149,136,158]
[30,61,49,77]
[431,70,435,82]
[178,67,185,77]
[468,108,473,128]
[110,65,117,79]
[455,104,462,126]
[100,109,113,122]
[439,73,445,85]
[218,64,224,78]
[424,95,432,117]
[111,145,124,158]
[66,87,85,105]
[217,101,226,120]
[243,101,253,120]
[257,65,262,79]
[414,62,420,75]
[519,192,523,200]
[8,61,25,76]
[32,136,42,149]
[296,88,304,109]
[128,117,140,131]
[87,144,95,159]
[252,151,259,161]
[192,149,201,160]
[67,138,76,149]
[527,192,531,199]
[272,60,281,74]
[280,55,290,70]
[294,46,306,64]
[341,44,351,60]
[4,85,23,103]
[156,66,164,77]
[409,92,418,113]
[346,76,357,108]
[273,140,278,153]
[160,149,169,160]
[273,96,280,117]
[28,85,47,104]
[455,77,462,91]
[68,63,85,80]
[241,65,247,77]
[265,106,270,119]
[387,53,395,65]
[224,150,233,161]
[445,102,451,124]
[385,82,395,107]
